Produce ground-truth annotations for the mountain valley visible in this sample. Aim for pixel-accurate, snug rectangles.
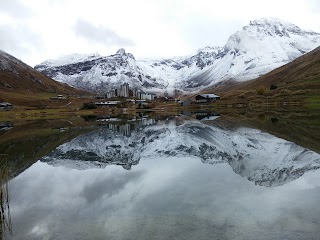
[35,18,320,95]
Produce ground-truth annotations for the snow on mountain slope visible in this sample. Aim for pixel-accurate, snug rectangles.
[40,53,101,67]
[35,49,171,94]
[41,118,320,187]
[181,18,320,90]
[35,18,320,94]
[0,49,39,73]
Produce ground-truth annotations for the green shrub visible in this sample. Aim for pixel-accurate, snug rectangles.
[270,84,278,90]
[82,102,97,110]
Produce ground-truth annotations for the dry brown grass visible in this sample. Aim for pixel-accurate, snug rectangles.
[0,50,92,112]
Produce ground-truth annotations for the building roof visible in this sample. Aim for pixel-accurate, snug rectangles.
[95,101,120,105]
[0,102,12,106]
[200,116,220,121]
[198,94,220,98]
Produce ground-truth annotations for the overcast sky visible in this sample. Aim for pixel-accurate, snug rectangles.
[0,0,319,66]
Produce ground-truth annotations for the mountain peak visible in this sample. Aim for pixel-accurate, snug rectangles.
[116,48,126,55]
[243,17,310,37]
[115,48,135,60]
[197,46,221,54]
[249,18,296,27]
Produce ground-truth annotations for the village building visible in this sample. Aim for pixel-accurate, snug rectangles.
[135,89,146,100]
[118,83,129,97]
[179,100,192,107]
[104,83,156,100]
[0,102,12,111]
[145,93,155,100]
[135,90,155,100]
[0,121,13,130]
[95,101,121,108]
[195,94,220,103]
[195,112,220,121]
[105,90,116,99]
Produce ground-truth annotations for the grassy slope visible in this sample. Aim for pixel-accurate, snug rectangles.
[0,50,91,108]
[197,47,320,104]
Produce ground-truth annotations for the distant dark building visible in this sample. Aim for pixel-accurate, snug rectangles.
[0,121,14,130]
[0,102,12,111]
[179,100,191,106]
[119,83,129,97]
[195,94,220,103]
[95,101,121,108]
[195,112,220,120]
[137,102,149,109]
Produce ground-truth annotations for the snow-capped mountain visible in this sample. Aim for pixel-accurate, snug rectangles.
[35,18,320,94]
[41,118,320,187]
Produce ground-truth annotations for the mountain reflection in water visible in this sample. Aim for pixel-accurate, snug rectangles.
[41,116,320,187]
[6,114,320,240]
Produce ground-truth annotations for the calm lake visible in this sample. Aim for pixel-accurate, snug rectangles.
[1,110,320,240]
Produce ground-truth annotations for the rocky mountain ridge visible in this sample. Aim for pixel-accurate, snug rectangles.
[35,18,320,95]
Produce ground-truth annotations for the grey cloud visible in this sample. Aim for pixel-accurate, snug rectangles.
[8,168,145,239]
[80,170,143,203]
[0,0,33,18]
[0,24,42,60]
[178,16,244,49]
[74,19,135,47]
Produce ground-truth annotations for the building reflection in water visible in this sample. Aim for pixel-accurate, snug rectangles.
[180,111,221,121]
[97,117,157,137]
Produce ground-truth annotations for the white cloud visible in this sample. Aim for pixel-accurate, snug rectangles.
[0,0,33,19]
[73,19,134,47]
[0,23,43,62]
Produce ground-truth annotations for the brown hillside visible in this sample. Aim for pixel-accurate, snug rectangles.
[0,50,90,107]
[239,46,320,90]
[209,46,320,102]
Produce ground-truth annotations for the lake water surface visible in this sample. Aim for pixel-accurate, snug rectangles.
[2,111,320,240]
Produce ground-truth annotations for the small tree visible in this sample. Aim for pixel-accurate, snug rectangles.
[270,84,278,90]
[82,102,97,110]
[257,86,266,95]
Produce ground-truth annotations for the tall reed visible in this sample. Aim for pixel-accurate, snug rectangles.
[0,155,12,240]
